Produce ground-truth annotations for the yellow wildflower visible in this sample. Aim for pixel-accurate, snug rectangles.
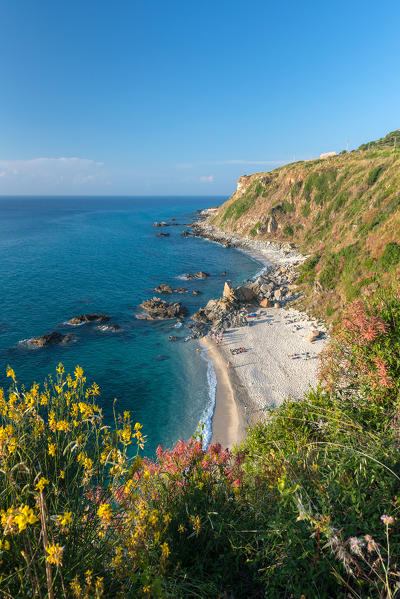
[59,470,65,479]
[142,586,151,594]
[35,477,49,492]
[56,420,70,432]
[48,443,57,456]
[74,365,84,380]
[161,542,170,559]
[190,514,201,534]
[56,363,65,375]
[14,505,38,532]
[6,366,16,383]
[56,511,73,527]
[45,542,64,566]
[178,524,185,533]
[70,576,82,597]
[0,538,10,551]
[49,411,57,432]
[97,503,112,523]
[95,577,104,595]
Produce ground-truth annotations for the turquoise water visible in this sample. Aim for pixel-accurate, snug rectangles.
[0,196,262,454]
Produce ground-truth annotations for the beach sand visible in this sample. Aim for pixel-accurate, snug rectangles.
[202,306,327,449]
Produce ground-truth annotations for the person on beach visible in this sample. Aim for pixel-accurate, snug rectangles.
[227,360,231,369]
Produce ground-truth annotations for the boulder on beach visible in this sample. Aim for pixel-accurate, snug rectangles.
[307,330,324,342]
[223,281,255,303]
[156,232,170,237]
[260,298,272,308]
[138,297,189,320]
[235,285,256,303]
[223,281,236,302]
[68,313,110,325]
[28,332,74,347]
[192,289,202,295]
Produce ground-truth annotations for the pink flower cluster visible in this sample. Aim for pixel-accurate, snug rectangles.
[342,300,388,345]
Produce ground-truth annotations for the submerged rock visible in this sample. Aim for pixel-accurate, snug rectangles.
[154,284,187,294]
[94,324,122,332]
[68,313,110,325]
[28,332,74,347]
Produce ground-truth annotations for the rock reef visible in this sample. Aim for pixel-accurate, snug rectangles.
[68,313,110,325]
[137,298,189,320]
[28,332,74,347]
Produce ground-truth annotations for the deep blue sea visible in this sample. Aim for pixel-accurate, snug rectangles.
[0,196,263,454]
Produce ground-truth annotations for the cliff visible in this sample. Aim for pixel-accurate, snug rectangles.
[211,129,400,318]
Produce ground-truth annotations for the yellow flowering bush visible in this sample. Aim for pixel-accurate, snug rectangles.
[0,364,159,598]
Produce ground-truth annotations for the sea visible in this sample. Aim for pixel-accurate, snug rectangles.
[0,196,264,455]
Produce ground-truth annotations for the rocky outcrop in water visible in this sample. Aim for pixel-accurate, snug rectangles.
[137,298,189,320]
[68,313,110,325]
[28,332,74,347]
[184,271,210,280]
[94,324,122,332]
[154,284,187,294]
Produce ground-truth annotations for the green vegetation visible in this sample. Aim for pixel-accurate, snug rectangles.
[359,129,400,151]
[290,180,303,198]
[1,291,400,597]
[297,252,321,283]
[379,241,400,270]
[282,224,294,236]
[214,128,400,320]
[249,221,261,236]
[367,165,384,185]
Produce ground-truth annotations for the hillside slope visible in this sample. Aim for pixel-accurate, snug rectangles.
[211,130,400,319]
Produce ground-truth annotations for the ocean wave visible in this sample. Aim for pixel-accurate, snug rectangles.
[198,347,217,450]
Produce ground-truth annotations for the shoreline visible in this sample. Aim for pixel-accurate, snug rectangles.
[193,217,327,449]
[200,337,249,449]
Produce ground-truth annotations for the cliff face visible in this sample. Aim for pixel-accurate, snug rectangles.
[211,131,400,319]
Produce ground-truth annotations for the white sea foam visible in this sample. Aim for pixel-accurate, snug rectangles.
[198,347,217,449]
[18,338,39,349]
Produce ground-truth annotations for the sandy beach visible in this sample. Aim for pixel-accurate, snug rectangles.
[202,306,327,449]
[193,217,328,449]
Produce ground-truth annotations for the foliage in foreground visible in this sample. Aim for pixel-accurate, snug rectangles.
[0,289,400,597]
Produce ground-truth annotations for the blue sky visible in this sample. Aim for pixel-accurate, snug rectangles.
[0,0,399,195]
